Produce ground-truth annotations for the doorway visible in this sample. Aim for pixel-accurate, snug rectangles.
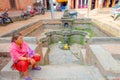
[73,0,76,8]
[9,0,16,9]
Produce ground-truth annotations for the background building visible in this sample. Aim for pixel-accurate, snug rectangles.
[0,0,36,11]
[67,0,119,10]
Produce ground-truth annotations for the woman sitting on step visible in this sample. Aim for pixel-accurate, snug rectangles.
[9,32,41,80]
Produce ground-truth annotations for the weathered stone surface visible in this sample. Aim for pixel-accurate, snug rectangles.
[92,19,120,37]
[0,37,38,43]
[89,45,120,77]
[61,10,71,19]
[0,37,38,55]
[0,60,20,80]
[49,44,81,65]
[29,65,105,80]
[89,37,120,44]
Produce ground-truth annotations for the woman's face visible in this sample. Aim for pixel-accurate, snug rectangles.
[15,35,23,45]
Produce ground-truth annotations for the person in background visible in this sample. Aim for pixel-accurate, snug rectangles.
[1,9,13,24]
[9,33,41,80]
[20,9,29,19]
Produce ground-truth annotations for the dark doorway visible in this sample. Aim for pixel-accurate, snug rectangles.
[9,0,16,9]
[91,0,96,9]
[73,0,76,8]
[46,0,50,10]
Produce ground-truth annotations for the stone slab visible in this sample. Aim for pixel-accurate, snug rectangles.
[0,37,38,53]
[0,43,10,53]
[49,44,81,65]
[102,44,120,59]
[29,65,105,80]
[0,60,20,80]
[0,37,38,43]
[90,45,120,75]
[89,37,120,44]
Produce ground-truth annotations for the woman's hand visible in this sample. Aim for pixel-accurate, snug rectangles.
[29,58,36,65]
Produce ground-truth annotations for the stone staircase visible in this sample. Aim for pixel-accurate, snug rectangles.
[28,65,105,80]
[20,21,43,36]
[0,65,105,80]
[0,43,106,80]
[89,45,120,78]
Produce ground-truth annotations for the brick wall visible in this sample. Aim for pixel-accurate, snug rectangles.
[0,0,10,11]
[0,0,36,11]
[16,0,36,10]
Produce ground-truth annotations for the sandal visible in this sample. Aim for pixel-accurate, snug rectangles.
[32,66,41,70]
[25,77,32,80]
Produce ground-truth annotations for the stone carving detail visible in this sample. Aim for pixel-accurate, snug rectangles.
[62,10,70,19]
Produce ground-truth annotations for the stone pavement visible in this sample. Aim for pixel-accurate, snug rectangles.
[89,8,120,37]
[29,65,105,80]
[49,44,81,65]
[27,44,105,80]
[0,65,105,80]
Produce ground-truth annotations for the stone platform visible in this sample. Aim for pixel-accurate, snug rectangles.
[87,37,120,79]
[29,65,105,80]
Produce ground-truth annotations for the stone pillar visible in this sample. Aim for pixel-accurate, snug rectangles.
[112,0,115,7]
[35,42,43,64]
[76,0,79,9]
[85,36,90,65]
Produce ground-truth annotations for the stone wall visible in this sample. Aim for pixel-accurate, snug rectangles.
[92,19,120,37]
[74,23,108,37]
[86,37,120,79]
[89,37,120,44]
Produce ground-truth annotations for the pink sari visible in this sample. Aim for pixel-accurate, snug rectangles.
[9,41,34,63]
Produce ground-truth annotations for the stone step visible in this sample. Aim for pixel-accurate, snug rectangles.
[0,43,38,80]
[0,64,105,80]
[89,45,120,77]
[49,45,80,65]
[0,37,38,53]
[28,65,105,80]
[20,21,42,36]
